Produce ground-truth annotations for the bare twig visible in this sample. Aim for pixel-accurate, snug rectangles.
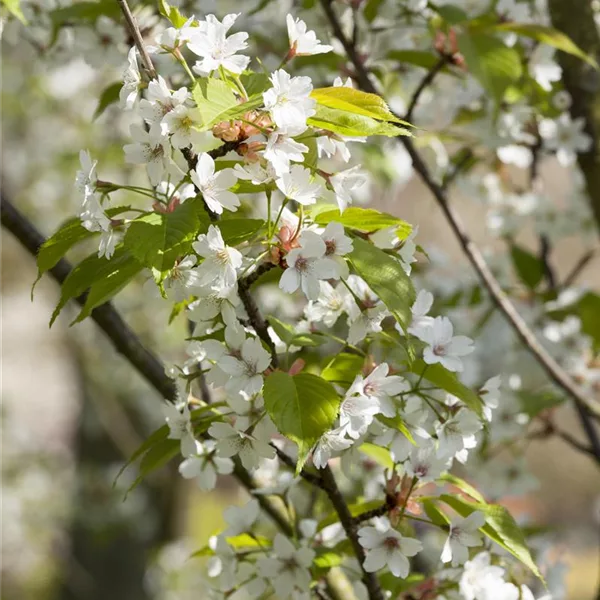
[319,0,600,460]
[405,56,448,122]
[539,234,557,292]
[116,0,157,78]
[562,249,596,288]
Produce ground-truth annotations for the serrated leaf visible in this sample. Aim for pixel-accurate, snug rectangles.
[124,199,204,281]
[458,32,522,103]
[263,371,341,474]
[50,247,139,326]
[158,0,188,28]
[314,207,412,238]
[93,82,121,120]
[491,23,598,69]
[347,237,415,330]
[510,244,544,291]
[409,360,484,417]
[421,498,450,527]
[124,438,180,497]
[311,87,409,125]
[359,442,394,470]
[217,218,265,245]
[321,352,364,386]
[308,105,411,138]
[240,72,271,96]
[193,78,239,130]
[439,494,543,581]
[439,473,486,503]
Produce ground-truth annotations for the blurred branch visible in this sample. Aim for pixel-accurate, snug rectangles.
[116,0,157,78]
[562,249,596,288]
[405,56,448,122]
[548,0,600,236]
[319,0,600,462]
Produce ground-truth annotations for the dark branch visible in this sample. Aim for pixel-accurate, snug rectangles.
[116,0,157,79]
[404,57,448,122]
[562,249,596,288]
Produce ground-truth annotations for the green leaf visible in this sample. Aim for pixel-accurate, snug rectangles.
[93,82,121,120]
[517,389,564,417]
[575,292,600,351]
[314,207,412,238]
[387,50,448,70]
[158,0,188,28]
[359,442,394,470]
[308,105,411,138]
[321,353,364,386]
[491,23,598,69]
[124,199,204,281]
[439,473,486,503]
[36,206,131,283]
[510,244,544,290]
[409,360,484,417]
[1,0,27,24]
[268,316,295,346]
[192,533,272,557]
[217,218,265,245]
[73,255,143,323]
[376,414,415,445]
[433,4,469,24]
[458,32,522,103]
[49,1,120,25]
[240,72,271,96]
[50,247,140,326]
[192,78,239,130]
[363,0,384,22]
[439,494,543,581]
[313,549,343,570]
[263,371,341,474]
[421,498,450,527]
[347,237,415,330]
[311,87,409,125]
[289,332,327,348]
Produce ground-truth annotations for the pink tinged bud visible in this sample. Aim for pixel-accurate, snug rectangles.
[288,358,305,376]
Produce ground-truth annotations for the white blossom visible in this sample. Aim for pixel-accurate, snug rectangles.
[219,336,272,398]
[412,316,474,372]
[190,153,240,215]
[179,440,234,490]
[405,443,449,483]
[139,75,190,125]
[347,363,407,418]
[441,511,485,566]
[120,47,141,109]
[123,124,171,186]
[263,132,308,175]
[330,165,367,212]
[313,427,353,468]
[208,421,275,470]
[436,408,482,460]
[275,164,322,205]
[286,14,333,56]
[162,401,197,457]
[358,523,422,577]
[320,221,353,278]
[539,113,592,166]
[223,498,260,536]
[192,225,243,294]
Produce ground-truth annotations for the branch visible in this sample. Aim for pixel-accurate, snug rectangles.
[117,0,157,79]
[405,56,448,122]
[548,0,600,236]
[562,249,596,288]
[319,0,600,459]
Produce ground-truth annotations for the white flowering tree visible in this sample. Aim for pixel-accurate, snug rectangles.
[2,0,599,599]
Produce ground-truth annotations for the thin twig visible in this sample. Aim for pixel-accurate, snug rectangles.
[405,56,447,122]
[539,234,557,292]
[116,0,157,78]
[562,249,596,288]
[319,0,600,460]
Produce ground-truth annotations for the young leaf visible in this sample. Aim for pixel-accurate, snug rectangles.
[359,442,394,470]
[158,0,188,28]
[124,199,205,281]
[439,494,543,581]
[409,359,484,417]
[439,473,486,503]
[387,50,448,71]
[308,105,411,138]
[458,33,522,103]
[93,82,122,120]
[73,255,143,323]
[263,371,341,473]
[50,247,140,326]
[347,237,415,330]
[491,23,598,69]
[311,87,410,125]
[321,352,365,386]
[192,78,239,130]
[314,207,412,238]
[510,244,544,291]
[2,0,27,24]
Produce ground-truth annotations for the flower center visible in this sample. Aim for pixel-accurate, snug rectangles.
[325,240,336,255]
[295,256,309,272]
[432,344,447,356]
[383,536,400,550]
[216,249,230,264]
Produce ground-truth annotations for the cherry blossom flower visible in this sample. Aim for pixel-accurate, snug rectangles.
[305,281,352,326]
[192,225,243,294]
[459,551,514,600]
[190,153,240,214]
[154,16,195,51]
[123,123,171,186]
[347,304,388,345]
[162,255,202,300]
[280,233,338,300]
[408,289,434,335]
[330,165,367,212]
[441,511,485,566]
[256,534,315,598]
[263,70,315,134]
[219,336,272,398]
[75,150,97,205]
[208,421,275,470]
[320,221,353,278]
[162,401,196,457]
[348,363,408,418]
[178,440,234,490]
[207,535,237,591]
[275,164,322,205]
[188,14,250,75]
[339,393,382,439]
[120,47,141,109]
[286,14,333,57]
[139,75,190,125]
[539,113,592,166]
[223,498,260,536]
[480,375,501,422]
[263,132,308,175]
[412,316,474,372]
[312,427,353,468]
[358,523,422,577]
[404,442,449,483]
[435,408,482,460]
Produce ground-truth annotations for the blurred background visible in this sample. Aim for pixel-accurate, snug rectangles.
[2,0,600,599]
